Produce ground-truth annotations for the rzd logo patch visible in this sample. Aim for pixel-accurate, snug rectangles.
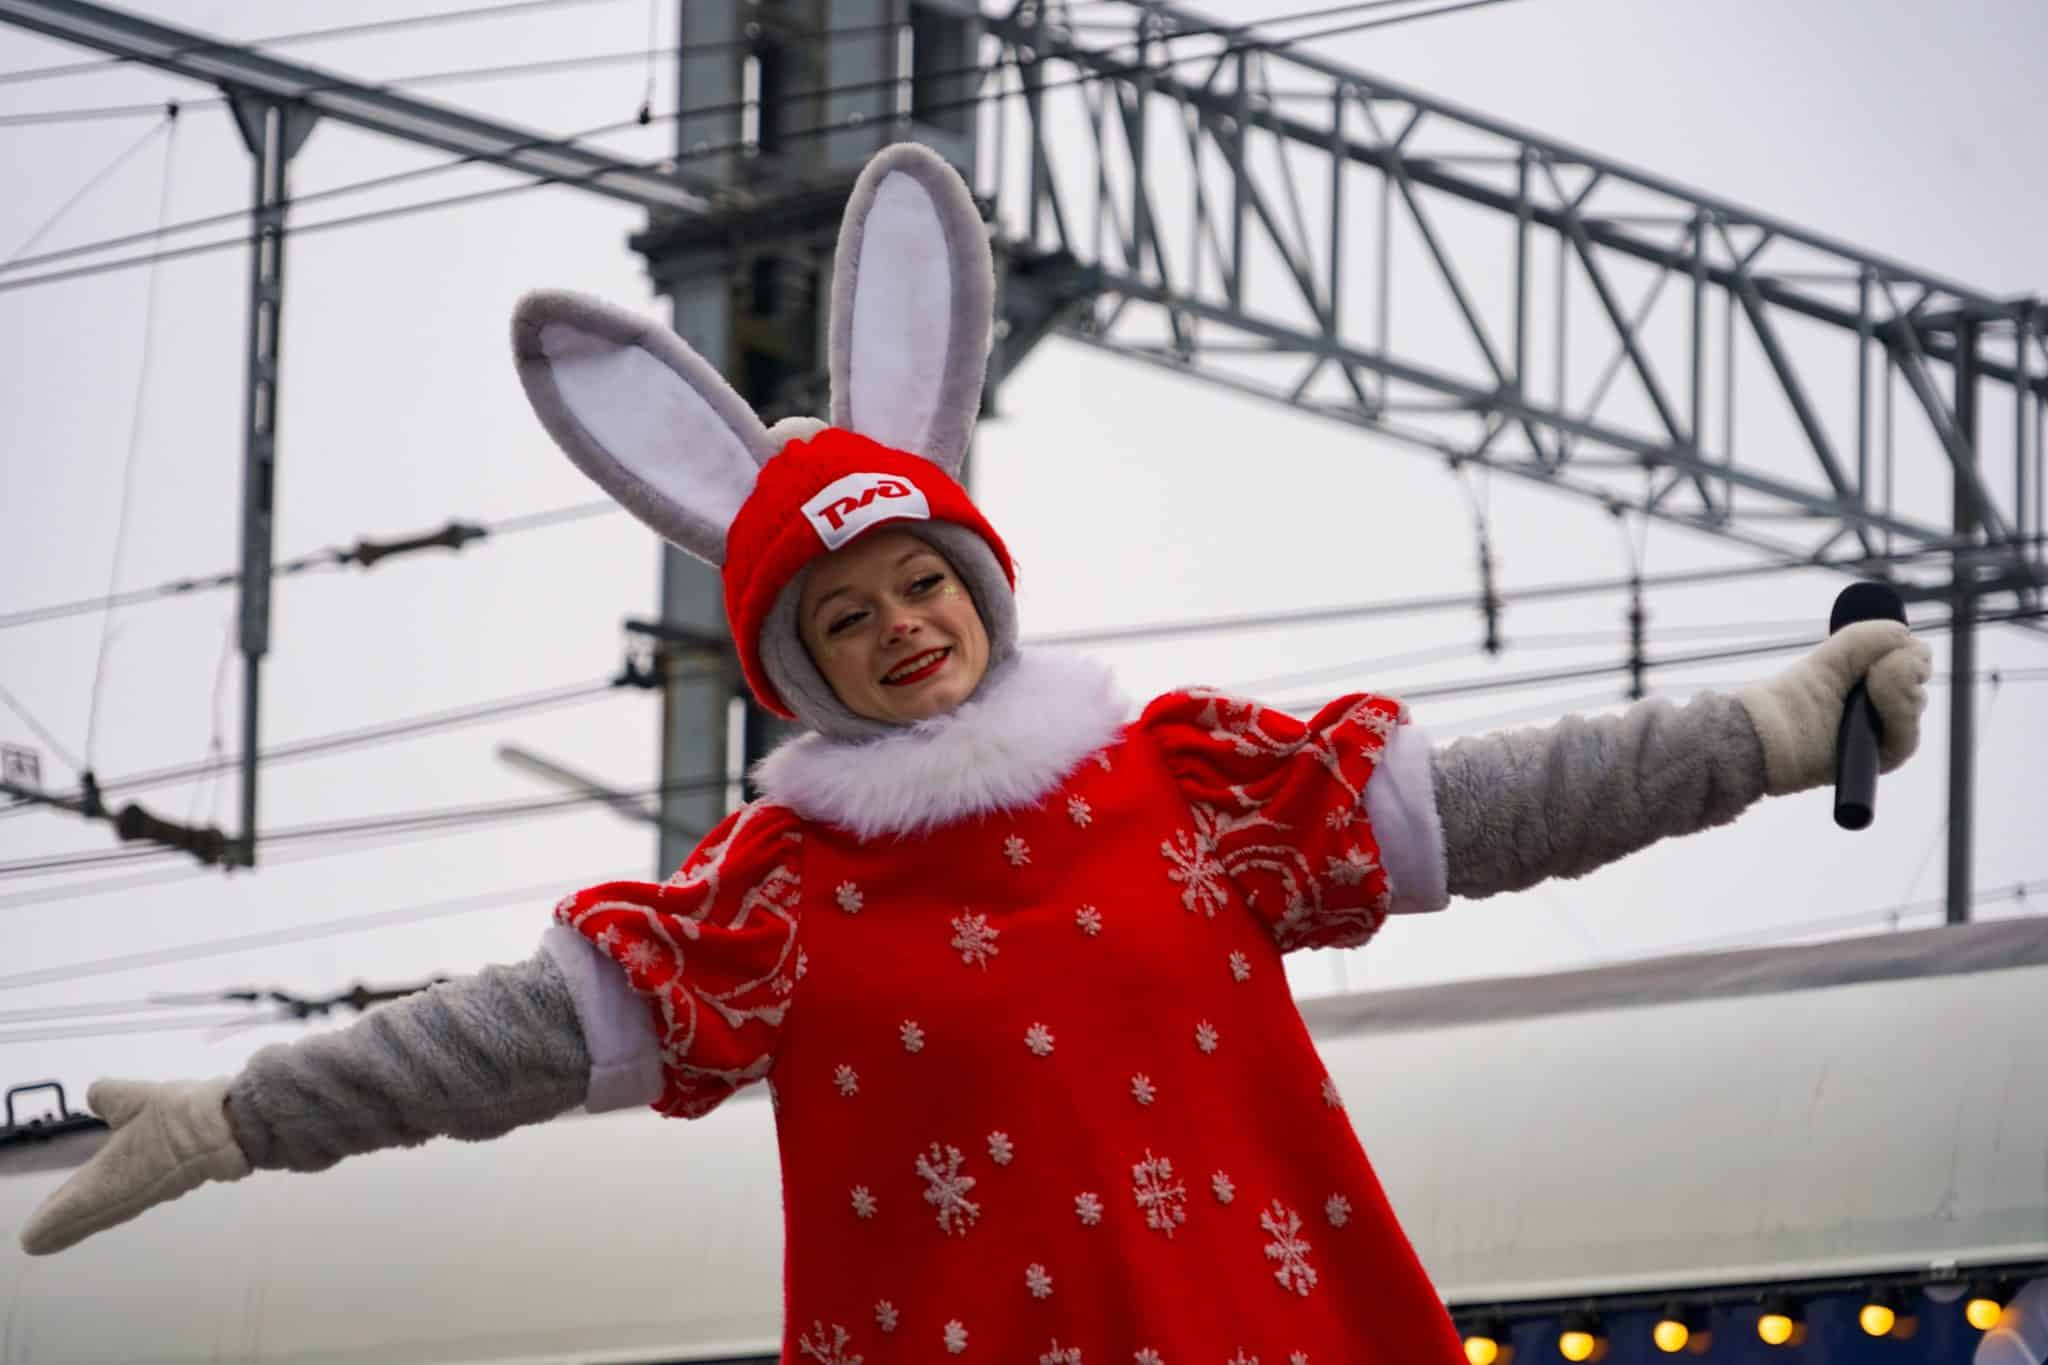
[801,472,931,549]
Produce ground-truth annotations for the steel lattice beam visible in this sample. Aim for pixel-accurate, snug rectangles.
[981,1,2047,603]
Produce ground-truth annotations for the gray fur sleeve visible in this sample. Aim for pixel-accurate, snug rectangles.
[1432,690,1769,901]
[225,947,592,1173]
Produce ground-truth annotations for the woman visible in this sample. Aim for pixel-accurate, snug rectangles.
[21,145,1931,1365]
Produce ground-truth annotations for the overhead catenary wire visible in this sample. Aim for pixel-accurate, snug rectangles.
[0,878,595,993]
[1028,542,2048,650]
[1264,607,2047,714]
[0,766,730,881]
[0,810,615,913]
[0,1011,289,1046]
[0,675,626,824]
[0,0,639,88]
[0,501,617,633]
[0,0,1528,296]
[81,108,180,775]
[0,991,322,1027]
[0,97,188,127]
[2,110,169,262]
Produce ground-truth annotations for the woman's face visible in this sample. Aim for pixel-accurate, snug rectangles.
[797,529,990,725]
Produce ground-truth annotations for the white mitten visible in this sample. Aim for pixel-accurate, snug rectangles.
[18,1077,251,1256]
[1737,620,1934,796]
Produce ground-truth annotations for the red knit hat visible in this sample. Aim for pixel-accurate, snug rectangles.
[723,426,1015,718]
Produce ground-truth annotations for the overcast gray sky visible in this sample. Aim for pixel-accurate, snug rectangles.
[1,0,2043,1106]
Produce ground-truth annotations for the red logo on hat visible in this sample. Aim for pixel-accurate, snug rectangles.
[817,478,913,530]
[801,471,932,549]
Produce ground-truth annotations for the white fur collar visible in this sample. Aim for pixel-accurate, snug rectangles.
[751,650,1130,840]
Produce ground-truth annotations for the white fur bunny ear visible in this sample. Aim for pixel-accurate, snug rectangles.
[828,143,993,480]
[512,290,778,566]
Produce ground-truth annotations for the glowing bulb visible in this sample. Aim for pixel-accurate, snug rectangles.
[1558,1330,1597,1362]
[1652,1319,1690,1353]
[1758,1313,1795,1346]
[1860,1303,1897,1337]
[1966,1296,2005,1331]
[1463,1336,1500,1365]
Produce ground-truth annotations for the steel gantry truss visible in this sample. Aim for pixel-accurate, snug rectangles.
[980,2,2045,604]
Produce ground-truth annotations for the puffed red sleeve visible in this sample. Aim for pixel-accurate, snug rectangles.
[1142,688,1446,952]
[553,801,804,1118]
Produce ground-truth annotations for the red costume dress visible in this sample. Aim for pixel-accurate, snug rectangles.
[557,653,1460,1364]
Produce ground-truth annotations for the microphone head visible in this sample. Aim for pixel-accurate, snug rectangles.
[1830,581,1906,633]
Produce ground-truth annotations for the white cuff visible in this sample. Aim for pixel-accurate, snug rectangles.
[1364,720,1449,915]
[540,925,664,1112]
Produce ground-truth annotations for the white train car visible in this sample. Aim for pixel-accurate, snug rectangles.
[4,919,2045,1363]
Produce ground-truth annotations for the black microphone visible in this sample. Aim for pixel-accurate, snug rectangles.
[1830,581,1907,831]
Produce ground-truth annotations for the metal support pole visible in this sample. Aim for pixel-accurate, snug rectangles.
[227,94,317,868]
[651,0,748,878]
[1947,320,1980,925]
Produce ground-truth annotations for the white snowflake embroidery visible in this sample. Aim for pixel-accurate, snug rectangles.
[1211,1171,1236,1204]
[1094,750,1113,771]
[1025,1023,1055,1057]
[850,1185,877,1219]
[593,924,622,953]
[1130,1073,1157,1105]
[1227,1354,1259,1365]
[950,912,1000,969]
[1135,1353,1164,1365]
[1349,699,1402,739]
[1321,1076,1344,1110]
[795,947,809,979]
[1067,795,1093,827]
[943,1320,968,1354]
[1229,950,1252,982]
[1194,1020,1220,1054]
[901,1019,926,1053]
[1004,834,1031,866]
[1131,1150,1188,1237]
[1324,846,1379,887]
[1160,826,1229,916]
[797,1321,863,1365]
[1040,1343,1082,1365]
[988,1131,1015,1165]
[875,1301,899,1333]
[1025,1263,1053,1299]
[1261,1200,1318,1296]
[1325,1194,1351,1228]
[834,1064,859,1097]
[835,881,864,913]
[1075,1191,1104,1226]
[915,1143,980,1236]
[1075,905,1103,936]
[620,939,661,973]
[1325,804,1357,831]
[1291,1354,1311,1365]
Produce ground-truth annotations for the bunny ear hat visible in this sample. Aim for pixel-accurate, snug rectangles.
[511,143,1017,741]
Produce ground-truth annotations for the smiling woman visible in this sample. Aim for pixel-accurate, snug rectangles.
[797,530,990,725]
